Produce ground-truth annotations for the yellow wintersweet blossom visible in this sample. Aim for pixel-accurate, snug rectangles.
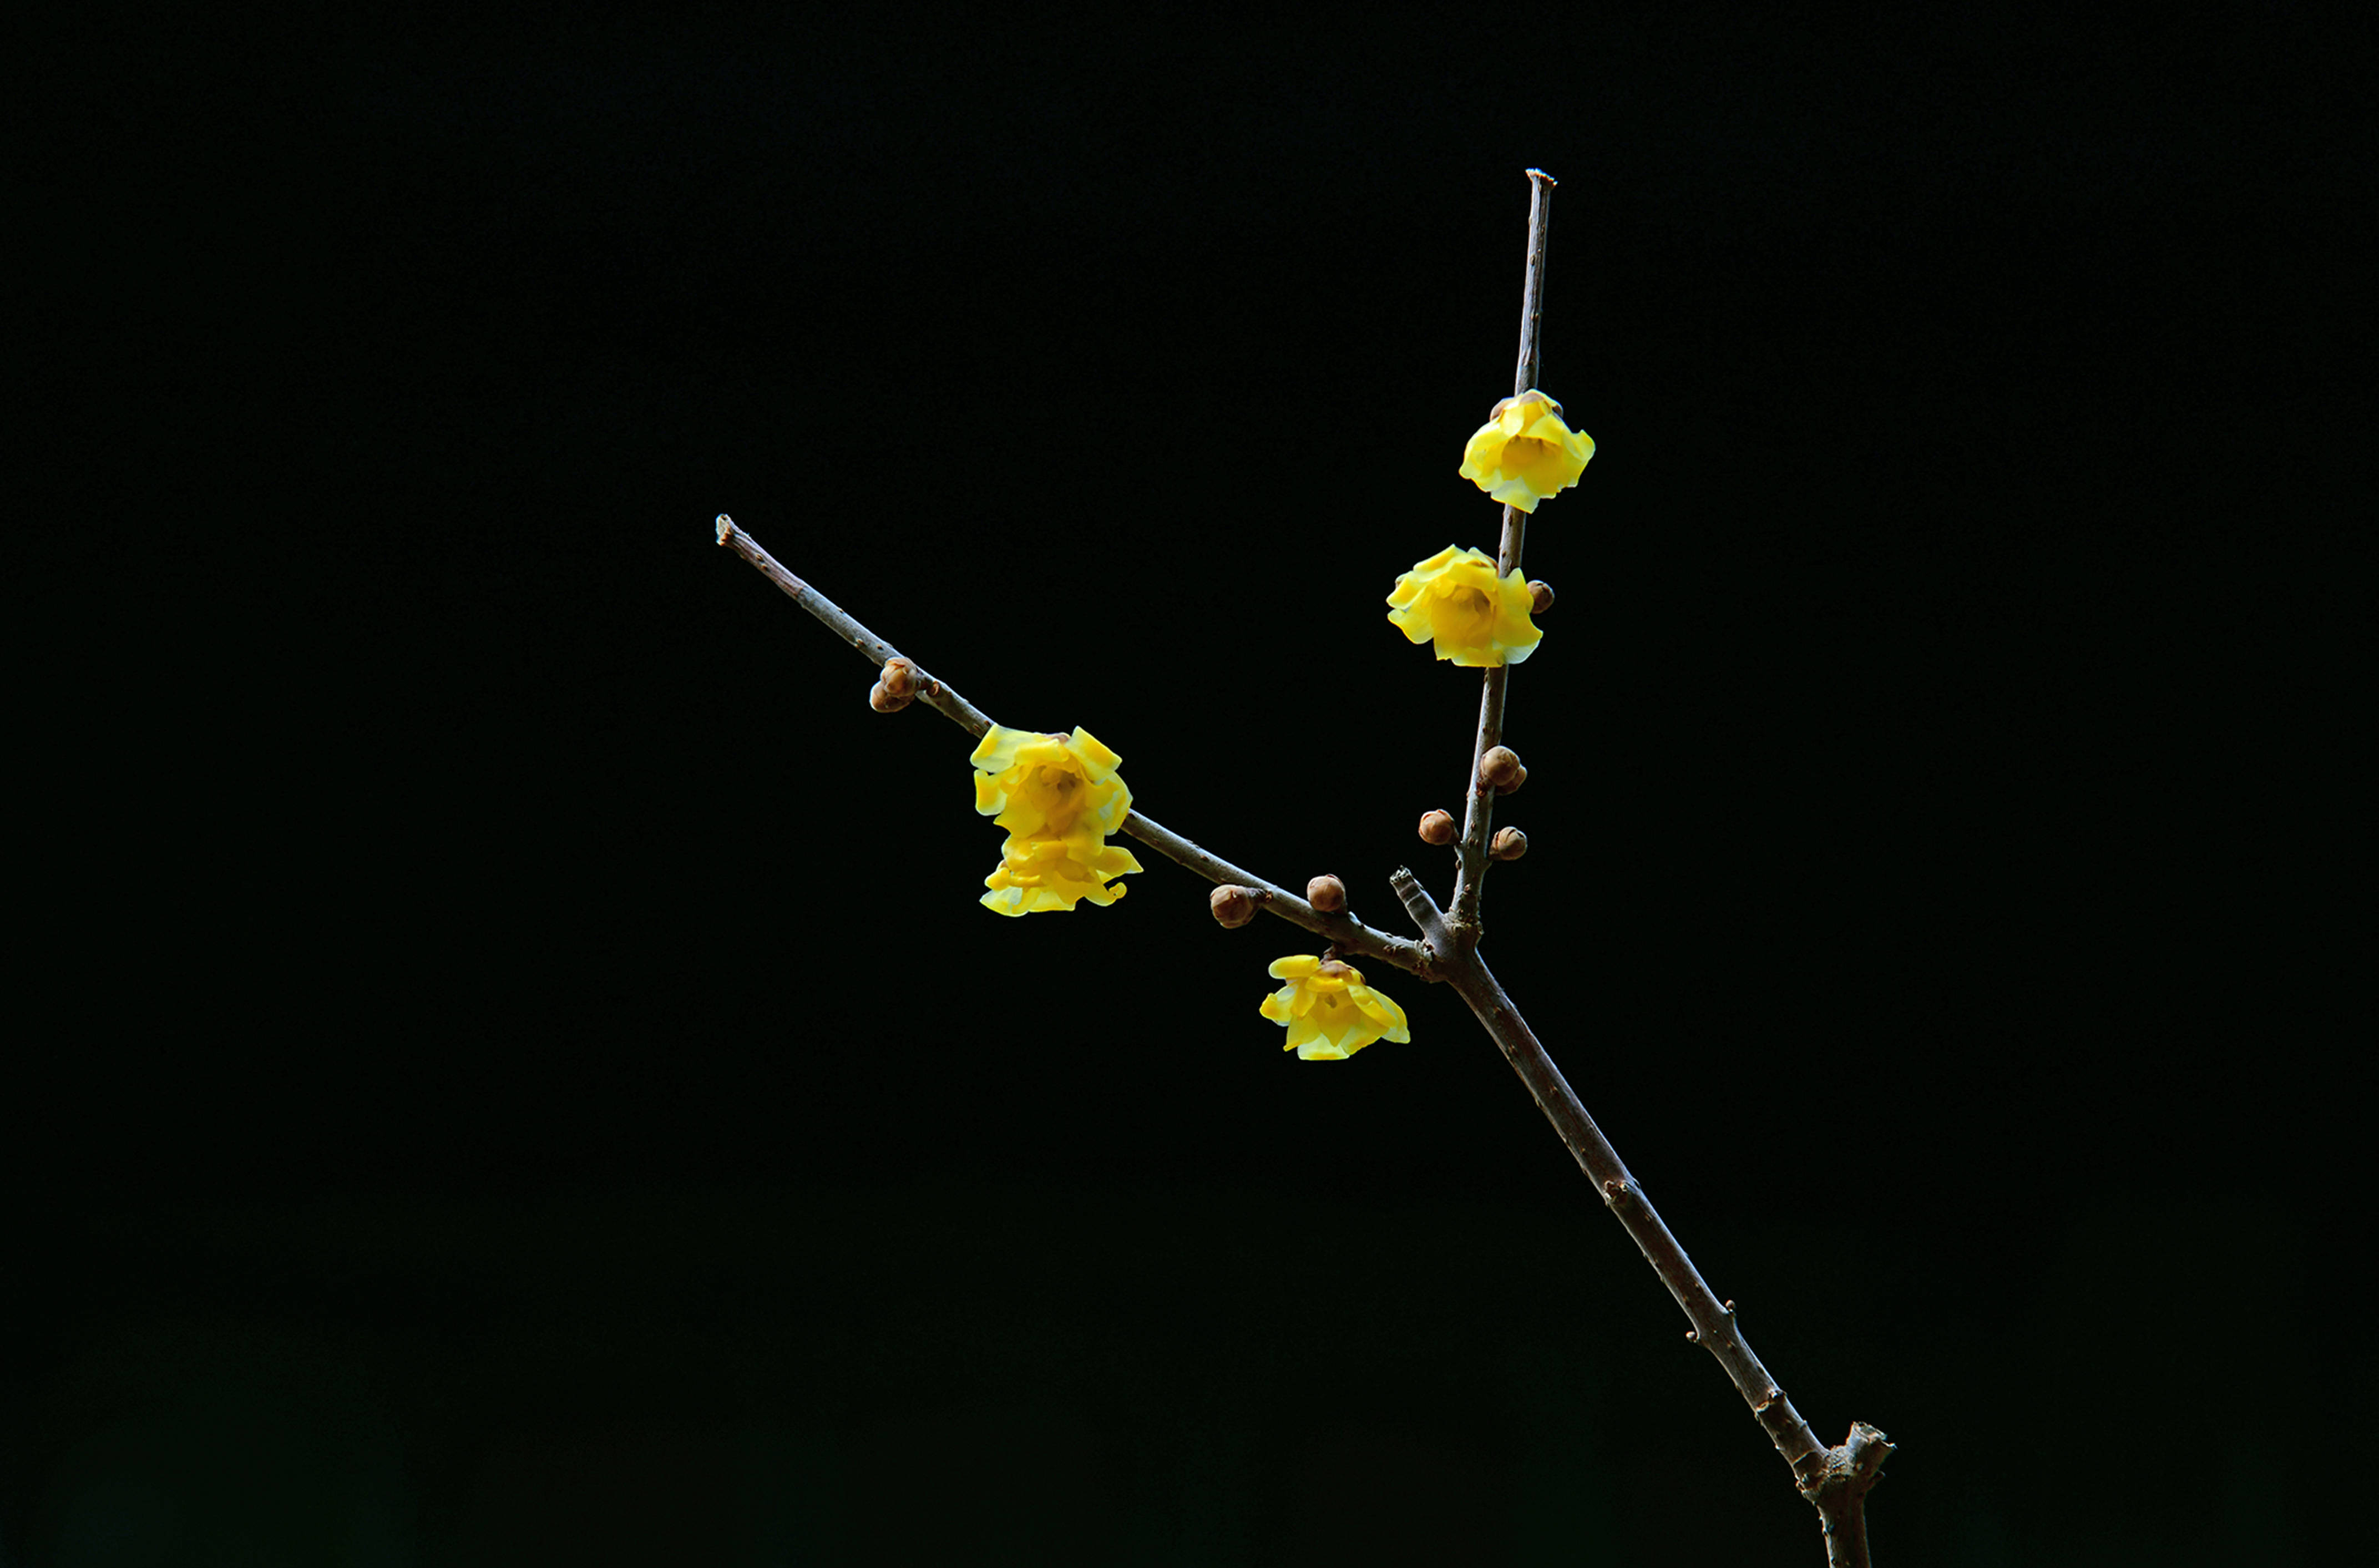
[980,835,1145,915]
[1259,955,1411,1061]
[970,725,1142,915]
[1386,545,1543,667]
[1458,390,1594,511]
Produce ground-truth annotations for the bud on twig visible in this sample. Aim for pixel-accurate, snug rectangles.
[1492,827,1528,861]
[1528,580,1555,615]
[868,680,913,712]
[1481,745,1526,793]
[879,657,917,699]
[1306,874,1347,913]
[1418,810,1456,846]
[1209,885,1256,928]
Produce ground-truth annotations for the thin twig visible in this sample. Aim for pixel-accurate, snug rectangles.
[716,514,994,737]
[1449,169,1556,935]
[716,514,1435,981]
[1116,812,1435,978]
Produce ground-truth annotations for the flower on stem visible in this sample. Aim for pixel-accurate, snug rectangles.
[970,725,1142,915]
[1457,390,1593,512]
[1386,546,1543,667]
[1258,955,1410,1061]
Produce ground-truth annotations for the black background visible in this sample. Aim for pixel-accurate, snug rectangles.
[14,9,2365,1565]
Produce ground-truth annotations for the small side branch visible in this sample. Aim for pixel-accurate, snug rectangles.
[1389,865,1456,961]
[1122,813,1435,979]
[717,515,994,737]
[718,515,1436,981]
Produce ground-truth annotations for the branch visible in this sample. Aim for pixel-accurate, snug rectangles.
[1400,877,1891,1562]
[1116,811,1435,979]
[716,514,1437,982]
[715,514,994,738]
[720,168,1890,1561]
[1449,168,1556,934]
[1813,1423,1894,1568]
[1393,169,1891,1554]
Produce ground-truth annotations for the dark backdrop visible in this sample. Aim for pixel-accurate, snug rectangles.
[14,11,2363,1565]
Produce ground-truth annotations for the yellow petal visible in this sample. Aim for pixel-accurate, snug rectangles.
[1067,727,1123,779]
[969,725,1035,772]
[1459,427,1504,482]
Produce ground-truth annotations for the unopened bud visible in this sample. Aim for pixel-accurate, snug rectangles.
[1481,745,1526,793]
[1491,826,1528,861]
[879,657,917,699]
[1306,874,1347,913]
[868,681,912,712]
[1528,580,1555,615]
[1418,810,1456,846]
[1209,885,1256,928]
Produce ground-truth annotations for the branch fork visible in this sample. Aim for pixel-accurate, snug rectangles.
[716,165,1887,1564]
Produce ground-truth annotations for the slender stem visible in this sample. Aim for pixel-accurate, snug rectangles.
[1512,168,1555,404]
[1398,877,1890,1561]
[717,514,1436,981]
[716,514,994,737]
[1117,811,1434,979]
[1449,661,1510,937]
[1450,169,1557,934]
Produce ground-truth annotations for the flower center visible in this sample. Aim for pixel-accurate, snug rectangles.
[1441,585,1494,643]
[1026,762,1085,831]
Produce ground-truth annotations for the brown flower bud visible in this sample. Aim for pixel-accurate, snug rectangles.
[1306,874,1347,913]
[868,681,912,713]
[1209,885,1256,928]
[1480,745,1526,793]
[879,657,917,699]
[1491,826,1528,861]
[1418,809,1456,846]
[1528,579,1555,615]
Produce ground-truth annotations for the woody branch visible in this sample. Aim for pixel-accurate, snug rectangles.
[714,515,1435,982]
[1410,166,1891,1564]
[715,164,1889,1565]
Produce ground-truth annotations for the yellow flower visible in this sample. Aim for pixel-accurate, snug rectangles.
[980,835,1145,915]
[1258,955,1410,1061]
[1458,390,1593,511]
[970,725,1142,915]
[1385,545,1543,667]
